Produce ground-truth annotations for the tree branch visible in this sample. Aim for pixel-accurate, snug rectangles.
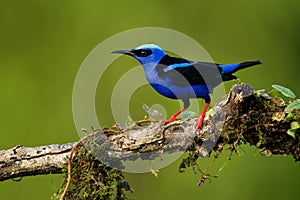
[0,83,299,182]
[0,143,74,181]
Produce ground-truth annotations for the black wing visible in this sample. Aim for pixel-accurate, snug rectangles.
[156,55,224,87]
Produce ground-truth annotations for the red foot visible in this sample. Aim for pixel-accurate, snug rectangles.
[162,116,181,125]
[196,114,205,131]
[162,108,187,126]
[195,101,210,131]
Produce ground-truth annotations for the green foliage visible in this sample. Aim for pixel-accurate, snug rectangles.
[270,84,300,112]
[287,121,300,139]
[285,99,300,111]
[268,85,300,139]
[272,84,296,99]
[284,113,295,122]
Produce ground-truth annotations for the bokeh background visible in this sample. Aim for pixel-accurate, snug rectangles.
[1,1,299,199]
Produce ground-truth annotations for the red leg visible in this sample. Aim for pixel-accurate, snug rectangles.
[196,101,210,131]
[162,107,187,125]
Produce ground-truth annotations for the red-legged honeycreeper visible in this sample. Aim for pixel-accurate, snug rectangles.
[112,44,261,130]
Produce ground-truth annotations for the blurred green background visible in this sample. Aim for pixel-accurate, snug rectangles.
[0,0,299,199]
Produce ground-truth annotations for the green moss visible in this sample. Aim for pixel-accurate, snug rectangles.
[179,88,300,185]
[53,145,132,200]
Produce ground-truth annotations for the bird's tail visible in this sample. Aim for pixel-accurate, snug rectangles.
[220,60,261,81]
[221,60,261,75]
[237,60,262,71]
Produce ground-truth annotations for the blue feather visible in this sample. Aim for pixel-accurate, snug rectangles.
[163,62,197,72]
[219,63,240,74]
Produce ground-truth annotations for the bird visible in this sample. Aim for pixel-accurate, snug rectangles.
[112,44,261,130]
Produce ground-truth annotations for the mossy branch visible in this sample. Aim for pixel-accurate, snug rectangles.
[0,84,299,199]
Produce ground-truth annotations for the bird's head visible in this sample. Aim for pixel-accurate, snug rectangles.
[111,44,167,67]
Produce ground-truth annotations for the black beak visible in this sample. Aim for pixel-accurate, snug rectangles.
[111,49,134,56]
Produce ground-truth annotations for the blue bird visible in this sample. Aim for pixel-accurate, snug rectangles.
[112,44,261,130]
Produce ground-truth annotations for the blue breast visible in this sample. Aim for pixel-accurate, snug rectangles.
[150,83,212,101]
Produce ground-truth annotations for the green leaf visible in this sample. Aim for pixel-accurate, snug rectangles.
[284,112,294,122]
[285,99,300,111]
[291,121,300,129]
[272,84,296,99]
[268,88,280,98]
[287,129,296,139]
[286,121,300,139]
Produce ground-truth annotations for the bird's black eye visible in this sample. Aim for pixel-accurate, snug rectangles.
[132,49,152,57]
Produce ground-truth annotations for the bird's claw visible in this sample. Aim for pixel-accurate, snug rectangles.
[195,122,203,131]
[195,115,204,131]
[162,117,181,125]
